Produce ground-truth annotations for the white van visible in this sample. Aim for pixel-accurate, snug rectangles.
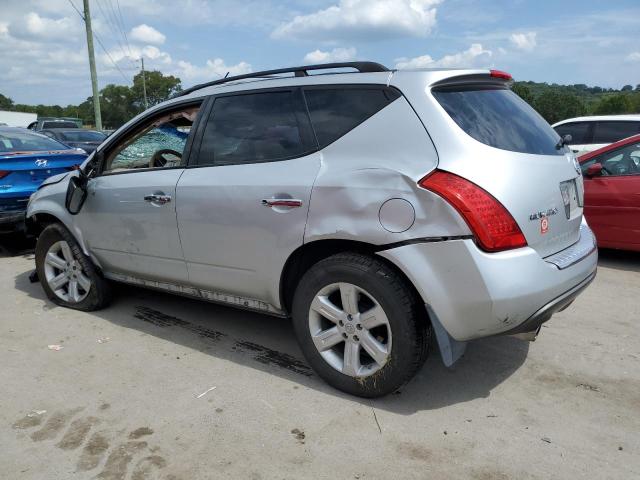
[553,115,640,156]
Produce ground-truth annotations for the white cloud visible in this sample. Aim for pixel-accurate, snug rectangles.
[626,52,640,62]
[509,32,537,51]
[105,45,172,66]
[272,0,441,40]
[175,59,252,82]
[130,24,166,45]
[395,43,492,69]
[303,47,357,63]
[8,12,79,41]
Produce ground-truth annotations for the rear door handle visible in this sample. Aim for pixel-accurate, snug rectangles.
[144,193,172,205]
[261,198,303,208]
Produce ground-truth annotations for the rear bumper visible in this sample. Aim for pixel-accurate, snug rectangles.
[501,270,595,335]
[378,222,598,341]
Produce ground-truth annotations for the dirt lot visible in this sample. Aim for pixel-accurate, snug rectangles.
[1,234,638,480]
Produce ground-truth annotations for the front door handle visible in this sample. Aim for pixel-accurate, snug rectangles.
[144,193,172,205]
[261,198,303,208]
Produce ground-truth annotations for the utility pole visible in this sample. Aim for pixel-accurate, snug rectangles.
[141,57,148,109]
[82,0,102,130]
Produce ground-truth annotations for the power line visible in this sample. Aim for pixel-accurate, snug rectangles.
[67,0,130,82]
[114,0,133,58]
[106,0,132,59]
[95,0,135,69]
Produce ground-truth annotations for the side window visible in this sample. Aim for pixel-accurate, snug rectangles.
[198,91,308,166]
[304,87,400,149]
[592,122,640,144]
[103,104,200,173]
[582,141,640,176]
[554,122,590,145]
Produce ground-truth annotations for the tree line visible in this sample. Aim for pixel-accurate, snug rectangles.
[0,70,181,129]
[1,71,639,130]
[511,82,640,124]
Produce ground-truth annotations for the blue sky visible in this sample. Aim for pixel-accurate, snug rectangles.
[1,0,639,105]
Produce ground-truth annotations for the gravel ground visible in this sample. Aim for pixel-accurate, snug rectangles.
[1,235,638,480]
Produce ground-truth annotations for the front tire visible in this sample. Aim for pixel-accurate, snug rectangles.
[292,252,430,398]
[35,223,111,311]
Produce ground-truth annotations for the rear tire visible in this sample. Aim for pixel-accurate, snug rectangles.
[292,252,430,398]
[35,223,111,311]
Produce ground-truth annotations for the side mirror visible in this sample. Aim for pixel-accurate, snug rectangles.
[585,163,603,178]
[65,174,88,215]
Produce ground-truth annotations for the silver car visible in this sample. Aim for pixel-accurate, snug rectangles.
[26,62,597,397]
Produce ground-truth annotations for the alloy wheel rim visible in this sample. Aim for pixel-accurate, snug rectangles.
[308,282,392,378]
[43,240,91,303]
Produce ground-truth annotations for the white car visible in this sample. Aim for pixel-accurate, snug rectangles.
[553,115,640,157]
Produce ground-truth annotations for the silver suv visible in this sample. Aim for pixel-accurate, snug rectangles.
[27,62,597,397]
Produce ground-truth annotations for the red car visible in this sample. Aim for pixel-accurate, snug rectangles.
[579,134,640,251]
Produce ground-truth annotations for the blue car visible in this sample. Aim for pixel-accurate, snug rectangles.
[0,127,87,232]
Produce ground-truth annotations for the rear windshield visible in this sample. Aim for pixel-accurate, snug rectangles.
[0,130,70,153]
[432,87,562,155]
[42,121,78,129]
[61,130,107,142]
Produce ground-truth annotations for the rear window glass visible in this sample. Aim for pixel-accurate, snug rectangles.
[592,121,640,144]
[61,131,106,142]
[304,87,400,149]
[42,121,79,129]
[432,87,562,155]
[0,130,70,153]
[554,122,591,145]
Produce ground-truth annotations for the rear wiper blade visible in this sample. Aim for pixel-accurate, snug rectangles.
[556,134,572,150]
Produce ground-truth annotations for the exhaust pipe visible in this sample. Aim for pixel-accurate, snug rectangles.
[511,326,541,342]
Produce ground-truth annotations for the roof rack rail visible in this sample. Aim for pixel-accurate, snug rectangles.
[174,61,389,98]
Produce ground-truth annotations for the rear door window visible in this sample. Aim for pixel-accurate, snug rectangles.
[198,90,312,166]
[304,87,400,149]
[592,122,640,144]
[554,122,591,145]
[432,87,562,155]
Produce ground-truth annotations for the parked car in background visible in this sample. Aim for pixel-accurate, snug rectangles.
[27,117,83,131]
[26,63,597,397]
[0,127,87,233]
[553,115,640,157]
[579,133,640,252]
[40,128,107,154]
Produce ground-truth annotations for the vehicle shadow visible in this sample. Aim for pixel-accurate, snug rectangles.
[0,233,36,258]
[597,248,640,273]
[13,267,529,415]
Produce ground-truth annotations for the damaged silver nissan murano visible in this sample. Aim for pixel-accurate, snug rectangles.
[26,62,597,397]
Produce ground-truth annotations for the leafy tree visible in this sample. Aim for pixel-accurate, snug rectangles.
[621,85,633,92]
[511,83,535,106]
[532,91,585,124]
[593,94,632,114]
[100,84,136,128]
[0,93,14,110]
[131,70,181,110]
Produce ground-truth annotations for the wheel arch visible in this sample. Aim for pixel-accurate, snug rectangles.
[279,239,430,325]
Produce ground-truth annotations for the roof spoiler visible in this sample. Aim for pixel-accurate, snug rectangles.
[430,69,514,89]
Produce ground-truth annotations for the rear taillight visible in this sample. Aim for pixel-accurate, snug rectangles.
[0,170,10,179]
[419,170,527,252]
[490,69,513,81]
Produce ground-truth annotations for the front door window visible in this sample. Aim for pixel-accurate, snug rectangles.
[104,106,200,173]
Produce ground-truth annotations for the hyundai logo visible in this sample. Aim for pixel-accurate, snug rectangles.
[35,159,48,167]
